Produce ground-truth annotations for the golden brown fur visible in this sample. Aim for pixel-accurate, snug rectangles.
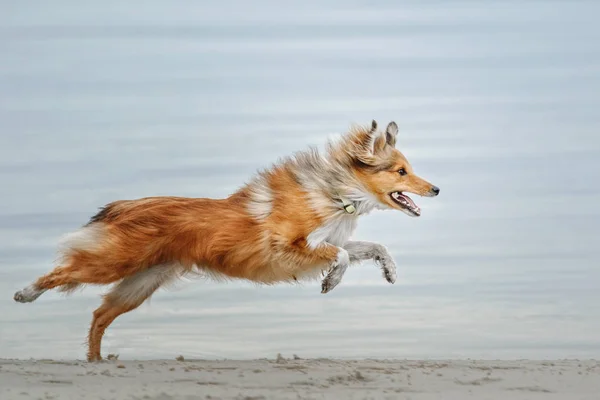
[13,120,439,361]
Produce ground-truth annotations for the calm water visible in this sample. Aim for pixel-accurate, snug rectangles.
[1,1,600,360]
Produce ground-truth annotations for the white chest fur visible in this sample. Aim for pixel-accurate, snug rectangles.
[306,215,358,249]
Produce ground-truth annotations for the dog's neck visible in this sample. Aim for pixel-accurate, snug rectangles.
[334,191,357,215]
[332,187,380,217]
[274,144,384,218]
[307,162,380,218]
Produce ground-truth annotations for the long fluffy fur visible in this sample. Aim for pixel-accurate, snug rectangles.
[13,120,439,361]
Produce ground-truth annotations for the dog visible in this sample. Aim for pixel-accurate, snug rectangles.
[13,120,439,361]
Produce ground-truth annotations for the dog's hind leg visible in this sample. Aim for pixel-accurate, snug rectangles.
[343,241,397,284]
[14,265,78,303]
[14,223,121,303]
[14,259,125,303]
[87,263,183,362]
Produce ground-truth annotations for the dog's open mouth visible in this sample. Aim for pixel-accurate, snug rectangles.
[390,192,421,216]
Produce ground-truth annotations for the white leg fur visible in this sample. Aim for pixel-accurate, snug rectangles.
[320,241,397,294]
[14,284,47,303]
[321,247,350,294]
[106,263,185,306]
[344,240,397,284]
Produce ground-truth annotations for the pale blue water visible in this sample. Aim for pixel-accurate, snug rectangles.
[1,1,600,360]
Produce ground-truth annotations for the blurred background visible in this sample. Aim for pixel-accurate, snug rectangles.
[1,1,599,360]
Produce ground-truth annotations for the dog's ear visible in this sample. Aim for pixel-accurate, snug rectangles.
[353,120,391,164]
[367,120,387,156]
[385,121,398,147]
[370,119,378,132]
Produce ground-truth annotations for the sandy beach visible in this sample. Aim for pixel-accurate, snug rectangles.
[1,356,599,400]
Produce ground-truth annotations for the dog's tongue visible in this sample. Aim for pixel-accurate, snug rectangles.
[392,192,421,214]
[396,193,417,209]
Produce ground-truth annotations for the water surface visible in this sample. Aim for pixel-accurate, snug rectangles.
[1,0,599,360]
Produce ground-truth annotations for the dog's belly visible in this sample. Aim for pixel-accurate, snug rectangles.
[192,217,358,284]
[196,259,327,284]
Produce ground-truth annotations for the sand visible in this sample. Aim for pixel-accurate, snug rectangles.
[1,356,599,400]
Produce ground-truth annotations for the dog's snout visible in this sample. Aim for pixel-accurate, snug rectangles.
[430,186,440,196]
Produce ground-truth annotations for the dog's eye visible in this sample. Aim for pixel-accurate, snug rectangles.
[398,168,407,176]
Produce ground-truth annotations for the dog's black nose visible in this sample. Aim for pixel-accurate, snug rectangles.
[430,186,440,196]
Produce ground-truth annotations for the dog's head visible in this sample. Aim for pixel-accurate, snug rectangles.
[345,120,439,217]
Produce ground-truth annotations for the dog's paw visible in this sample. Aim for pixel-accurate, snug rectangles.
[321,248,350,294]
[375,255,397,284]
[321,276,339,294]
[13,285,43,303]
[13,290,27,303]
[384,267,396,284]
[321,279,333,294]
[321,267,345,294]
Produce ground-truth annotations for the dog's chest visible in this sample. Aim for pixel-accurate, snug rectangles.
[306,216,358,248]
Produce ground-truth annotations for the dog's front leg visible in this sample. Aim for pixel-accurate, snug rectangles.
[343,241,397,284]
[272,235,349,294]
[320,246,350,294]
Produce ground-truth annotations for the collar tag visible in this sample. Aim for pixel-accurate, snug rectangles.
[343,203,356,214]
[336,190,356,215]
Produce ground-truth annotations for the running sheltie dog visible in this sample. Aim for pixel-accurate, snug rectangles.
[14,120,439,361]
